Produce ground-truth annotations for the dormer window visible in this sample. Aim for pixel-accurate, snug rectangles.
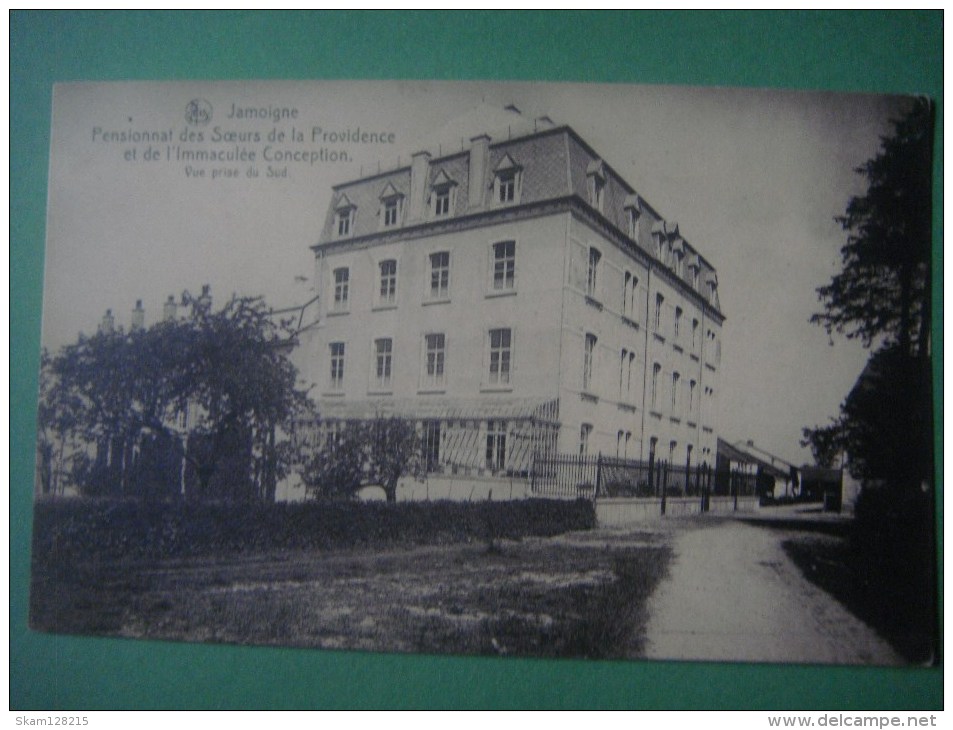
[705,272,720,308]
[493,153,522,206]
[624,194,642,243]
[671,237,685,276]
[378,183,404,229]
[337,209,352,237]
[333,193,357,239]
[587,159,607,213]
[429,169,457,218]
[687,254,701,290]
[651,221,667,263]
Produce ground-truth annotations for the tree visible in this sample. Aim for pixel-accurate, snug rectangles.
[811,97,934,359]
[365,417,423,504]
[298,417,423,503]
[806,99,935,489]
[299,421,369,501]
[799,422,843,469]
[40,289,308,501]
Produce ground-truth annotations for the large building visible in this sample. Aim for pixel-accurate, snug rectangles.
[298,115,724,496]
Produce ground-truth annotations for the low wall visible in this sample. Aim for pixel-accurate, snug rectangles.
[596,494,760,526]
[394,475,532,502]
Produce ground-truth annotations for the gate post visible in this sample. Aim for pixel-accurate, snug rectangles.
[595,452,603,500]
[661,461,668,516]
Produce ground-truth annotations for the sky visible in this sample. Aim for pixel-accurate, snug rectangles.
[42,81,913,465]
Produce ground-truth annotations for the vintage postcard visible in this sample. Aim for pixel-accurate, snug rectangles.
[31,80,937,665]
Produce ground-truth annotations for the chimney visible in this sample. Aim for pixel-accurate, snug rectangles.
[163,294,177,322]
[407,150,431,223]
[197,284,212,313]
[100,308,114,334]
[468,134,490,210]
[131,299,145,331]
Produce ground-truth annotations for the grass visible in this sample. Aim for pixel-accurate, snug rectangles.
[782,533,936,664]
[30,529,671,659]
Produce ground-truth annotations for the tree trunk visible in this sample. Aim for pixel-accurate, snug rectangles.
[384,481,398,504]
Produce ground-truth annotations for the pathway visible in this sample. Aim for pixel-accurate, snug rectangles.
[643,517,903,665]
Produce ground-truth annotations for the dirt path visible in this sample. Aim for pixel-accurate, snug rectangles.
[643,517,903,665]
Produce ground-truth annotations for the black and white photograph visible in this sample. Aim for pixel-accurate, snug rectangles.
[30,80,937,666]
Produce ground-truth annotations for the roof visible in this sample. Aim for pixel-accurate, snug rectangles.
[717,438,795,480]
[317,120,721,312]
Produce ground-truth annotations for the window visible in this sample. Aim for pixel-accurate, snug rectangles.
[627,208,641,243]
[580,423,593,457]
[496,169,517,203]
[378,259,397,305]
[332,267,349,312]
[430,170,457,218]
[692,318,699,351]
[383,198,400,227]
[649,436,658,461]
[624,431,632,459]
[423,333,446,388]
[373,338,392,390]
[674,307,683,341]
[619,349,628,396]
[669,440,677,463]
[651,362,661,409]
[423,420,441,472]
[492,240,516,291]
[627,352,635,398]
[623,272,639,318]
[493,154,522,206]
[622,272,631,314]
[689,379,697,412]
[433,185,452,217]
[692,267,700,290]
[655,293,664,331]
[592,176,605,211]
[429,251,450,299]
[616,430,625,457]
[672,372,680,409]
[486,420,507,472]
[336,208,352,237]
[488,328,512,385]
[583,333,597,391]
[329,342,345,390]
[587,248,601,298]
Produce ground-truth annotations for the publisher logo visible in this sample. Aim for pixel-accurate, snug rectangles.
[185,98,212,126]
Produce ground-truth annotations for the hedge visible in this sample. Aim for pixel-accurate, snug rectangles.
[32,497,596,566]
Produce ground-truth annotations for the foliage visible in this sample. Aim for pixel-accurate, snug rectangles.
[838,345,933,491]
[805,99,935,491]
[811,97,934,357]
[798,422,843,469]
[39,290,308,501]
[299,421,369,500]
[365,417,424,503]
[31,497,597,565]
[298,417,423,503]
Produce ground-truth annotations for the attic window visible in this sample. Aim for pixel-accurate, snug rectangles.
[587,160,607,213]
[624,194,642,243]
[379,184,404,229]
[334,194,357,238]
[430,169,457,218]
[493,153,522,206]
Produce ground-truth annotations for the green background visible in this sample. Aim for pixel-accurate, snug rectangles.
[10,10,943,709]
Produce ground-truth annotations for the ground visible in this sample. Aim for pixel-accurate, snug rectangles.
[644,510,903,665]
[30,506,909,664]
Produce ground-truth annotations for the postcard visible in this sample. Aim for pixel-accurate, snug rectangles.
[31,80,936,665]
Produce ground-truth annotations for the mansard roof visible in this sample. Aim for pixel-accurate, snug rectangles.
[317,123,719,303]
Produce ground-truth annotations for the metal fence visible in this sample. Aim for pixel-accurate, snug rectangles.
[531,452,755,501]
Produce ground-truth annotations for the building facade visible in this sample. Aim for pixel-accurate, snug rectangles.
[299,119,724,492]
